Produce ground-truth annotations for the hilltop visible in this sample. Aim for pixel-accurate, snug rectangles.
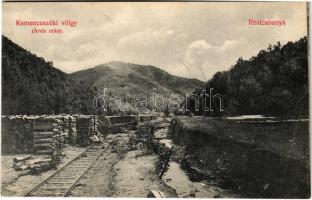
[2,36,203,115]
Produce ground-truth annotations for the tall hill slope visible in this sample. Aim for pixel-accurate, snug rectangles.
[187,37,308,117]
[2,36,95,115]
[71,61,204,112]
[2,36,203,114]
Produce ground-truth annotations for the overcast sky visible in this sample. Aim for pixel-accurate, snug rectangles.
[3,2,307,81]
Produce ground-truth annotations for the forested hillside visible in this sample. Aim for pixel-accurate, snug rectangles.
[187,37,308,117]
[2,36,203,115]
[72,61,203,112]
[2,36,96,115]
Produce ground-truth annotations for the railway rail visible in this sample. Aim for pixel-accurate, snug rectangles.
[25,144,105,197]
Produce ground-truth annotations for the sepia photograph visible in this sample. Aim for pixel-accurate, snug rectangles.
[1,2,310,198]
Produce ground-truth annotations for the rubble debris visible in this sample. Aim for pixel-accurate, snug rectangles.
[2,117,34,153]
[111,134,130,156]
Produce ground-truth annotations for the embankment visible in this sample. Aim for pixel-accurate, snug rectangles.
[169,117,310,198]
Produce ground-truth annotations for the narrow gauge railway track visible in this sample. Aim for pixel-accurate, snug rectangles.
[25,144,105,197]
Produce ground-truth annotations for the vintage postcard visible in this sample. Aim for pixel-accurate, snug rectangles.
[1,1,310,198]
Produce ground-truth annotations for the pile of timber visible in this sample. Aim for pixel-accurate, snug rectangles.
[97,115,140,135]
[2,115,88,173]
[1,116,34,153]
[97,123,125,135]
[8,118,61,174]
[53,118,67,149]
[109,115,137,124]
[138,115,157,122]
[55,117,78,145]
[33,116,79,154]
[68,117,77,144]
[11,116,78,173]
[33,118,57,156]
[2,115,79,154]
[76,116,95,146]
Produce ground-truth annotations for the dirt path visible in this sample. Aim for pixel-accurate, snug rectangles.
[69,148,119,197]
[164,162,239,198]
[111,150,176,197]
[70,134,176,197]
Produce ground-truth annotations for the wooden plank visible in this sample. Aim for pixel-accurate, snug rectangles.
[33,132,53,139]
[33,123,53,130]
[33,138,53,144]
[34,119,54,124]
[29,158,53,165]
[13,155,32,163]
[34,150,54,155]
[33,143,52,149]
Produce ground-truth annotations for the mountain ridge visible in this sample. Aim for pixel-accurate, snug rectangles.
[71,60,204,99]
[2,35,203,115]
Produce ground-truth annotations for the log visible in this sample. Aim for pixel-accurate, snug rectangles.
[33,143,52,150]
[13,155,32,163]
[29,158,53,165]
[33,123,53,131]
[53,128,60,133]
[34,149,54,155]
[33,138,53,144]
[33,132,53,139]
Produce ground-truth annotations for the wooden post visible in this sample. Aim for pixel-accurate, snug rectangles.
[93,115,95,135]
